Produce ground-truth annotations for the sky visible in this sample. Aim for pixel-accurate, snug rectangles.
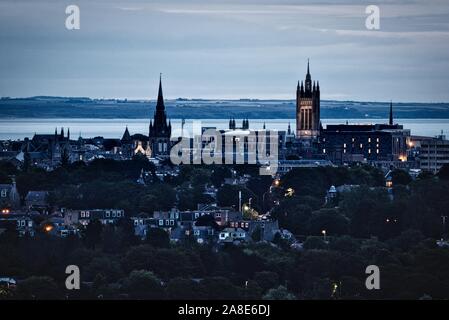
[1,0,449,102]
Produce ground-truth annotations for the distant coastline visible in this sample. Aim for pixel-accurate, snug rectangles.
[1,96,449,119]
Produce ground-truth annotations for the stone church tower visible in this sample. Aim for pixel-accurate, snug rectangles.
[296,60,320,140]
[149,74,172,156]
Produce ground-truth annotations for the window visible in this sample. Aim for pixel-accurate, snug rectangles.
[377,138,380,142]
[1,189,6,198]
[323,148,326,154]
[368,138,371,143]
[81,212,85,218]
[170,220,175,226]
[112,212,116,217]
[377,149,380,154]
[343,143,347,148]
[159,219,163,226]
[360,143,363,148]
[106,212,110,218]
[368,149,371,154]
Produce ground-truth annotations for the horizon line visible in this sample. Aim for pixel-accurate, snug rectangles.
[2,96,449,105]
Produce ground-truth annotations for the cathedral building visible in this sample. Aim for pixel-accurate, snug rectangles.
[149,75,172,156]
[296,60,320,141]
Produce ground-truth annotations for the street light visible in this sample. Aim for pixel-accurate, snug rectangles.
[321,229,327,242]
[442,215,448,237]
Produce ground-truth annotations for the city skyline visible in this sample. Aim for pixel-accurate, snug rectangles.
[1,0,449,102]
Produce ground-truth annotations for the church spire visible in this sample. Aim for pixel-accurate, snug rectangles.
[156,73,165,111]
[305,59,312,93]
[389,100,394,125]
[307,58,310,77]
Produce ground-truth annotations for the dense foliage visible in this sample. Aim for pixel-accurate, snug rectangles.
[1,160,449,300]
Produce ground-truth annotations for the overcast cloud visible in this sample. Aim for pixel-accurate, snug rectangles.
[0,0,448,102]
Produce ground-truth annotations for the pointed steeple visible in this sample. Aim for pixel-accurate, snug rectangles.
[67,128,70,140]
[156,73,165,111]
[307,59,310,77]
[305,59,312,93]
[122,126,131,141]
[389,100,394,125]
[60,127,64,138]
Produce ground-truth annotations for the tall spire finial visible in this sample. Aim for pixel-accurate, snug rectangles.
[307,58,310,75]
[156,73,165,110]
[389,100,393,125]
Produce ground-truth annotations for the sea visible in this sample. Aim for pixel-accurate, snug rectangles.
[0,118,448,140]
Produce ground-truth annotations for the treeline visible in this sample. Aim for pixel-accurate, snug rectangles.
[2,224,449,299]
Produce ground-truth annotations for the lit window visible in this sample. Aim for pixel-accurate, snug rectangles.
[368,149,371,154]
[376,149,380,154]
[343,143,347,148]
[323,148,326,154]
[352,138,355,142]
[376,138,380,142]
[368,138,371,143]
[360,144,363,148]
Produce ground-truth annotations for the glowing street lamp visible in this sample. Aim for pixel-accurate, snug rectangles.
[321,229,327,242]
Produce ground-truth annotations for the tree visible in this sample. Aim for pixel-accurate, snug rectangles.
[15,276,60,300]
[146,228,170,248]
[438,164,449,180]
[391,169,412,186]
[83,219,103,249]
[165,277,202,299]
[210,166,232,187]
[199,277,243,300]
[195,214,219,230]
[60,148,70,167]
[308,208,349,236]
[262,285,296,300]
[122,270,165,299]
[21,150,31,172]
[254,271,279,293]
[303,236,328,250]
